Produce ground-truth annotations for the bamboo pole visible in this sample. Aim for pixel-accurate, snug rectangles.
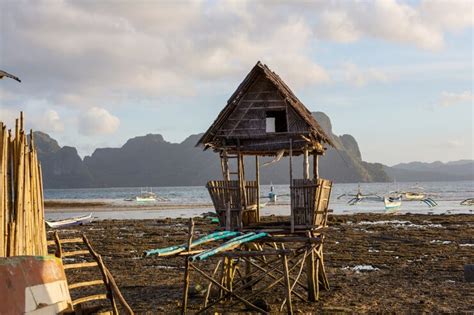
[255,156,260,222]
[289,139,294,234]
[181,218,194,314]
[303,147,309,180]
[23,140,31,254]
[0,124,5,257]
[282,254,293,315]
[14,131,25,255]
[38,164,47,254]
[313,153,319,180]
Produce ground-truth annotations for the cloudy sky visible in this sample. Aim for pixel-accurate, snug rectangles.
[0,0,472,165]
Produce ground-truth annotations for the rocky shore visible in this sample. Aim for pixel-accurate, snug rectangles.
[50,213,474,313]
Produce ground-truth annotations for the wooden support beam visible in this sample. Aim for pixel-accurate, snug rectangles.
[313,153,319,180]
[303,147,309,180]
[306,232,317,302]
[190,263,269,314]
[255,156,260,222]
[63,261,98,270]
[72,294,108,306]
[69,279,104,290]
[289,139,294,234]
[282,254,293,315]
[62,249,90,257]
[182,218,194,314]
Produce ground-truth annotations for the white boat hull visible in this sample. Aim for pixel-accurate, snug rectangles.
[46,213,93,228]
[384,196,402,211]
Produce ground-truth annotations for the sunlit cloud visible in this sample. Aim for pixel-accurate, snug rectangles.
[439,91,474,107]
[78,107,120,136]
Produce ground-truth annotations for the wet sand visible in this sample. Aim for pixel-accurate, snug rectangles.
[45,200,214,212]
[50,213,474,313]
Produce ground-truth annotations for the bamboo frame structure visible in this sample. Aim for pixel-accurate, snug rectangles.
[151,217,331,314]
[0,112,47,257]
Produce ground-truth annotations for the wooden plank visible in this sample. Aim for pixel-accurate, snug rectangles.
[69,279,104,289]
[64,261,98,269]
[57,237,84,244]
[62,250,90,257]
[72,294,108,306]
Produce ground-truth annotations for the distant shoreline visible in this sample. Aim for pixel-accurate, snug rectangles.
[44,199,290,214]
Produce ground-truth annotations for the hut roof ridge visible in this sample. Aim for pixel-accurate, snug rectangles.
[197,61,333,148]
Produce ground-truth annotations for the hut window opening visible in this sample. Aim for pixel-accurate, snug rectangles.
[265,110,287,133]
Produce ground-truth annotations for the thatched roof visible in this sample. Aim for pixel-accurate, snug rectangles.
[197,61,333,153]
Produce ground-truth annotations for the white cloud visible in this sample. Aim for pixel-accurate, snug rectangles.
[35,110,64,132]
[343,63,389,87]
[78,107,120,136]
[445,139,464,148]
[0,0,471,120]
[440,91,474,107]
[314,0,473,50]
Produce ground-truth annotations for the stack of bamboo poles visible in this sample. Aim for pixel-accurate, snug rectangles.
[0,112,47,257]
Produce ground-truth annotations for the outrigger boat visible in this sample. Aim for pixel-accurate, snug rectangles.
[45,213,93,228]
[124,188,168,202]
[337,184,382,205]
[396,185,438,207]
[460,198,474,206]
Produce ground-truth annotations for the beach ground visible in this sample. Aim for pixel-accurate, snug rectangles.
[49,213,474,314]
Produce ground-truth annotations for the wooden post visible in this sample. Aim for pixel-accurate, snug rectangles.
[313,153,319,180]
[225,202,231,231]
[255,156,260,222]
[282,254,293,315]
[221,151,230,181]
[0,124,5,257]
[182,218,194,314]
[303,147,309,180]
[238,153,247,209]
[289,139,294,234]
[306,232,317,301]
[53,231,63,258]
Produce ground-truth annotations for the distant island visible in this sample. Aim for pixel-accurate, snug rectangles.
[33,112,473,189]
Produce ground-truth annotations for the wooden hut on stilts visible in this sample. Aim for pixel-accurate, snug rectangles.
[197,61,334,232]
[148,61,335,314]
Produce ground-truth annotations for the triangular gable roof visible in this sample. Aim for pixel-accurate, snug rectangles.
[197,61,333,148]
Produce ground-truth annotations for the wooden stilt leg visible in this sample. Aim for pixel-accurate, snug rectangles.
[181,218,194,314]
[318,245,330,290]
[306,248,317,302]
[282,254,293,315]
[204,260,222,307]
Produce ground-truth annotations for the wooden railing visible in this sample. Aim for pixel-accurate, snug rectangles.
[206,180,258,228]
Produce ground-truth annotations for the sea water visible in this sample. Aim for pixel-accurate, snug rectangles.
[44,180,473,220]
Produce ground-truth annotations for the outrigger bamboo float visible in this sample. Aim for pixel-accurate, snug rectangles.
[146,61,335,314]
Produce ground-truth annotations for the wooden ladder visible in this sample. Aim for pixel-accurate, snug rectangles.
[48,232,133,314]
